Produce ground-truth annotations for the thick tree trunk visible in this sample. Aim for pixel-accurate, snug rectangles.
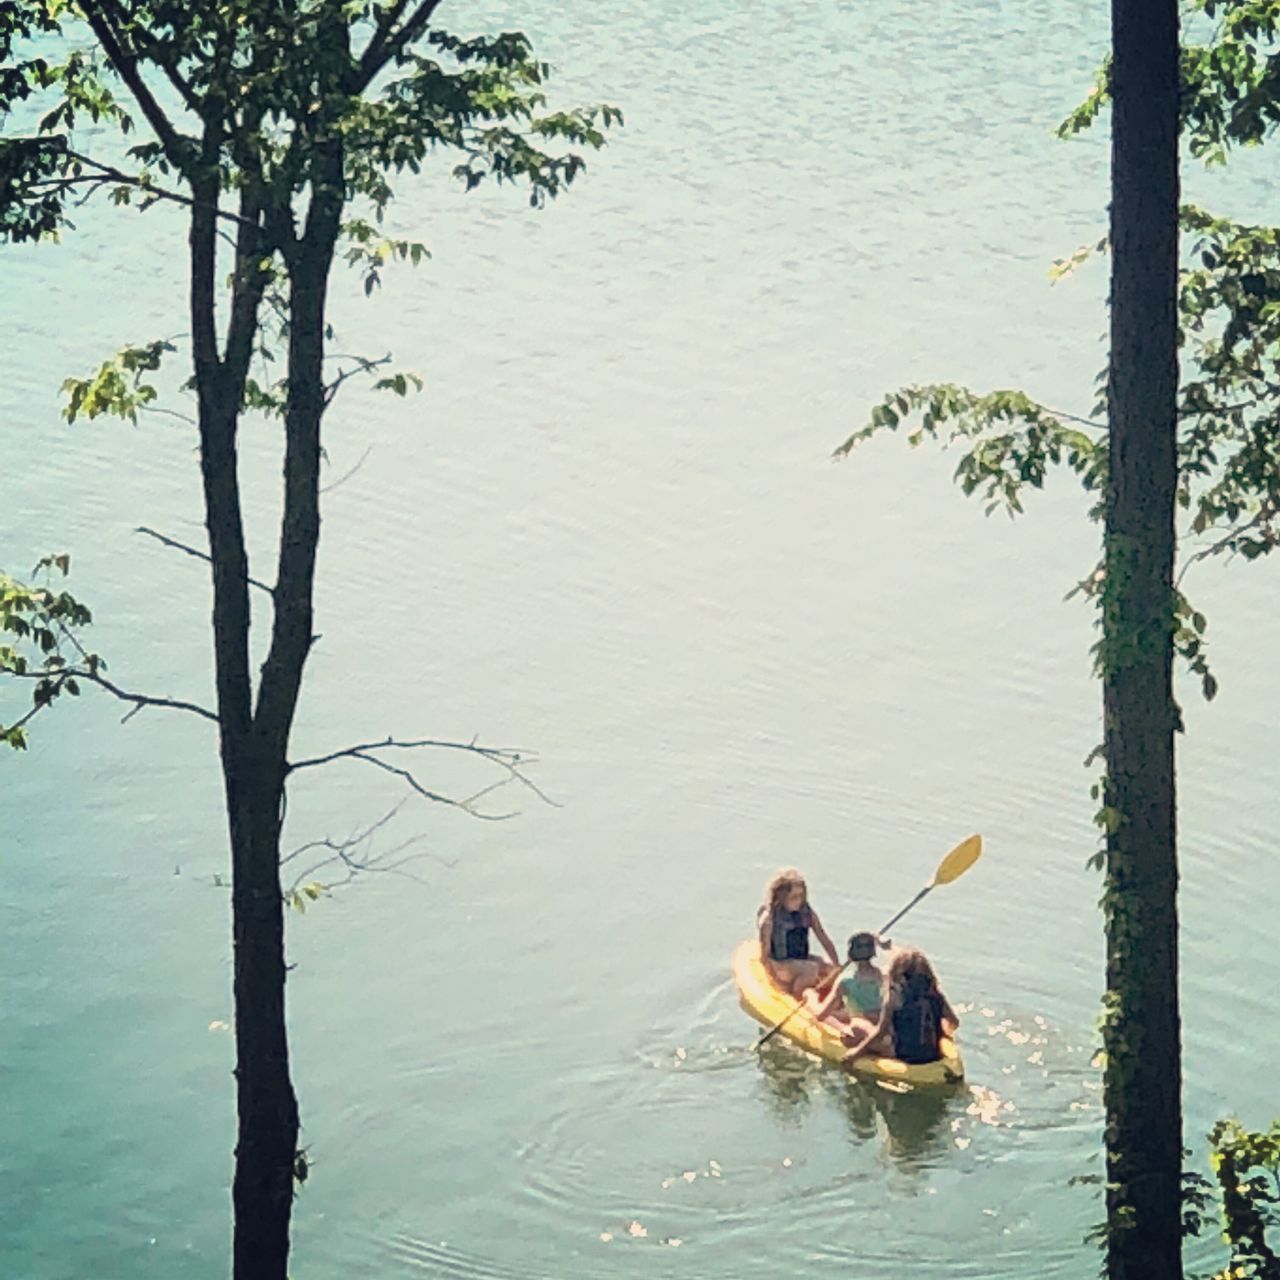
[1103,1,1182,1277]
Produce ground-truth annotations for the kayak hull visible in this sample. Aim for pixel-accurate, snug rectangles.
[733,939,964,1087]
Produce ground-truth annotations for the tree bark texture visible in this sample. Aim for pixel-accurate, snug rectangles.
[1103,1,1182,1276]
[227,758,297,1280]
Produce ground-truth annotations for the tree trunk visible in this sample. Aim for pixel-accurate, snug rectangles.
[1103,0,1182,1276]
[223,250,332,1280]
[190,160,302,1279]
[223,146,341,1279]
[228,753,298,1280]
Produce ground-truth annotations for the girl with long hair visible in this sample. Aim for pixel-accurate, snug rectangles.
[757,868,839,996]
[841,946,959,1066]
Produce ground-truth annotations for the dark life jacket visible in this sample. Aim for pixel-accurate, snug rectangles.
[763,904,813,962]
[892,981,945,1064]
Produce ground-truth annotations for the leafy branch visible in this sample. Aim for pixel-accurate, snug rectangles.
[1,556,215,749]
[60,338,176,424]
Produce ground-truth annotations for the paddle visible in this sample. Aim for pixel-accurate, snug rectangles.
[753,833,983,1051]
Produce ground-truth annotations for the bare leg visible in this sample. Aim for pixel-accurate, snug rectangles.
[842,1015,877,1043]
[776,959,822,996]
[796,960,826,995]
[842,1017,892,1060]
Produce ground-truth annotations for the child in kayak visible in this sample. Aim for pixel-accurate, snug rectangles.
[758,868,840,995]
[805,931,885,1029]
[842,947,958,1066]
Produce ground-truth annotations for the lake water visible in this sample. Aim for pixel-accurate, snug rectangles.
[4,1,1279,1277]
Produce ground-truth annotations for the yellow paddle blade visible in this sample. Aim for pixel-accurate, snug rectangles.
[930,834,982,886]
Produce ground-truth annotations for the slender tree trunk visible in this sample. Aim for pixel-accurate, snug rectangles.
[228,755,298,1280]
[1103,0,1182,1276]
[191,158,302,1278]
[224,141,342,1280]
[186,45,343,1270]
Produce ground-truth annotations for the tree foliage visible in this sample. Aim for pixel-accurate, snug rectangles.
[837,0,1280,716]
[0,557,96,750]
[838,4,1277,1275]
[2,5,618,1277]
[1,1,620,430]
[1184,1120,1280,1280]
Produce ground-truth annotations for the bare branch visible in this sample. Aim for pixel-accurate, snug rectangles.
[287,735,558,824]
[344,749,514,818]
[319,446,373,495]
[291,735,521,771]
[88,668,217,723]
[1043,405,1106,431]
[282,800,458,899]
[289,734,559,810]
[282,800,408,866]
[143,405,198,427]
[293,847,441,896]
[135,526,275,596]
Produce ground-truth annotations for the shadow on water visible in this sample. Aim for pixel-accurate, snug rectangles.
[754,1041,959,1169]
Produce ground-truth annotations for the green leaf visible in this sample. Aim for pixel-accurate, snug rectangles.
[1095,805,1123,835]
[373,371,423,396]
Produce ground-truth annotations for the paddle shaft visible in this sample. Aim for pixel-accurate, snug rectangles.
[877,885,932,938]
[754,884,935,1049]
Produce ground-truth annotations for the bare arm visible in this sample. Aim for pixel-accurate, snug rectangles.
[939,991,959,1035]
[759,907,782,980]
[806,980,843,1021]
[810,909,840,965]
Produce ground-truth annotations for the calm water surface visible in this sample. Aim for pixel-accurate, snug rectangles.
[3,1,1279,1277]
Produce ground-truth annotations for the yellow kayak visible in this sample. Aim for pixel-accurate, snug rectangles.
[733,940,964,1087]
